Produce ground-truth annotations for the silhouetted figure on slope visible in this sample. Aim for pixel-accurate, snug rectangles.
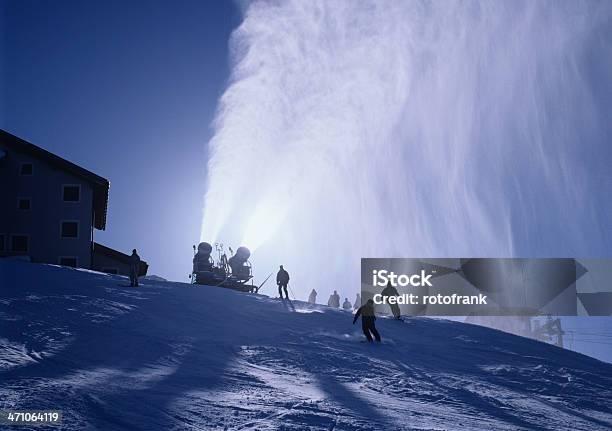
[327,290,340,308]
[382,281,401,319]
[353,299,381,342]
[343,298,352,310]
[129,249,140,287]
[277,265,290,299]
[354,293,361,309]
[308,289,317,304]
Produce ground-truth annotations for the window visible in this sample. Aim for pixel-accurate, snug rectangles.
[0,234,5,251]
[17,198,31,210]
[62,185,80,202]
[102,267,118,275]
[59,257,78,268]
[19,162,33,175]
[60,221,79,238]
[10,235,29,253]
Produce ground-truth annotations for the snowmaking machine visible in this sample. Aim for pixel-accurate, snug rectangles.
[190,242,256,292]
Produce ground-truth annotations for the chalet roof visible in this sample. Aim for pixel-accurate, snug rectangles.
[0,129,110,230]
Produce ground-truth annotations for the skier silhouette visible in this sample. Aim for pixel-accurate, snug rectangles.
[381,281,401,319]
[276,265,290,299]
[353,293,361,309]
[129,249,140,287]
[343,298,352,310]
[308,289,317,304]
[327,290,340,308]
[353,299,381,342]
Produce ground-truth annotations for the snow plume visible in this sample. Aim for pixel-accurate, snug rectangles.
[201,1,612,298]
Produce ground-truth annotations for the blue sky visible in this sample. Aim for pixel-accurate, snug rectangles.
[1,0,240,280]
[3,1,611,283]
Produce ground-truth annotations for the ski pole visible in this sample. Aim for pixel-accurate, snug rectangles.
[288,284,297,300]
[256,272,273,293]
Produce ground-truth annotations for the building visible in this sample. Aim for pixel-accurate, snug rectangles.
[0,129,147,276]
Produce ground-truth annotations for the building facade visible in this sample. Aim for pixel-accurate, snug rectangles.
[0,130,147,276]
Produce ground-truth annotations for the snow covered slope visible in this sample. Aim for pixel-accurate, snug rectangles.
[1,260,611,430]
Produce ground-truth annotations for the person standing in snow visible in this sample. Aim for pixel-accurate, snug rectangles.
[277,265,290,299]
[342,298,352,310]
[354,293,361,309]
[381,281,401,319]
[129,249,141,287]
[353,299,381,342]
[308,289,317,304]
[327,290,340,308]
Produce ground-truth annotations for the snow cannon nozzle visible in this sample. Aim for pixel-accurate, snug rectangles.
[234,246,251,262]
[191,241,254,291]
[228,246,251,281]
[192,242,214,274]
[198,242,213,253]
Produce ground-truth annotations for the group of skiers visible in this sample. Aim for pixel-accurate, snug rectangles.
[277,267,360,311]
[307,289,362,311]
[276,266,385,343]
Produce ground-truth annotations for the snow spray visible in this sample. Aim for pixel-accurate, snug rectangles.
[201,1,612,298]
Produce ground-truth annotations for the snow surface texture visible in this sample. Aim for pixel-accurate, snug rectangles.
[1,260,612,430]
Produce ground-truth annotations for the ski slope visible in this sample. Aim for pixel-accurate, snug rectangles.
[1,260,611,430]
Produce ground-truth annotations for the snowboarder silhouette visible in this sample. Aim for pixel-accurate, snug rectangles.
[308,289,317,304]
[353,299,381,342]
[277,265,290,299]
[354,293,361,309]
[129,249,140,287]
[382,281,401,319]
